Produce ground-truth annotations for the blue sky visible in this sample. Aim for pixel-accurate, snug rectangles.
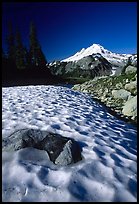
[2,2,137,63]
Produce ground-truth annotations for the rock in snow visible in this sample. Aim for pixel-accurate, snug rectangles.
[3,129,82,166]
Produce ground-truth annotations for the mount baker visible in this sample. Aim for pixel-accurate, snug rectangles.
[48,44,137,78]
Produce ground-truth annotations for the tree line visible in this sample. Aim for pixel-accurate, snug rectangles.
[3,21,47,69]
[2,22,61,86]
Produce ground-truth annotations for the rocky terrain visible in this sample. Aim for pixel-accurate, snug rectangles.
[47,44,137,124]
[73,65,137,124]
[48,53,113,79]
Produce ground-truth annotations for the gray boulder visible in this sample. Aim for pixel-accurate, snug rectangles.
[3,129,82,166]
[112,89,131,100]
[39,132,82,165]
[125,65,137,74]
[122,96,137,118]
[124,80,137,94]
[2,129,28,151]
[55,140,79,166]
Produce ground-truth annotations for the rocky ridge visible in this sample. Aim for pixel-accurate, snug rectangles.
[48,53,113,79]
[72,65,137,124]
[48,44,137,79]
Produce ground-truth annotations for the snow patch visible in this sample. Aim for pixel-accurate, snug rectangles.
[2,85,137,202]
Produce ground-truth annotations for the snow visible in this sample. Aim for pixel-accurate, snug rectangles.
[2,85,137,202]
[61,44,132,66]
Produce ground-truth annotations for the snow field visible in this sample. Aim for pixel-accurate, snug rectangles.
[2,85,137,202]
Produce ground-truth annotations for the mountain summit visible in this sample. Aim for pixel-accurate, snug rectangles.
[62,44,108,62]
[61,43,133,63]
[61,43,137,75]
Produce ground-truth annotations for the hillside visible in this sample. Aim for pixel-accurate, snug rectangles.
[48,44,137,79]
[73,65,137,124]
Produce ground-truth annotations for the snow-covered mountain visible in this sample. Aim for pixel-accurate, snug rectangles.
[49,44,137,78]
[61,43,135,65]
[61,44,137,75]
[49,54,113,78]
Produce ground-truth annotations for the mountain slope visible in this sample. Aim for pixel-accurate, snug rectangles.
[48,44,137,79]
[49,54,112,79]
[61,44,137,75]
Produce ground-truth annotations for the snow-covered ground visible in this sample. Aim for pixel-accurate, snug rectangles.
[2,85,137,202]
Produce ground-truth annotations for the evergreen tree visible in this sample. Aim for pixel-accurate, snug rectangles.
[29,22,47,66]
[24,47,31,66]
[15,28,26,69]
[6,22,15,61]
[37,45,47,66]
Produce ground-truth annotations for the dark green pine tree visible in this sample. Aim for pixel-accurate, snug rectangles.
[15,28,26,69]
[37,45,48,66]
[6,22,15,61]
[29,22,47,67]
[24,47,31,67]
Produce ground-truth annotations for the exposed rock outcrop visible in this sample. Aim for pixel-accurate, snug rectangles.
[112,89,131,100]
[124,80,137,95]
[2,129,82,166]
[125,65,137,74]
[72,69,137,124]
[122,96,137,120]
[48,54,112,79]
